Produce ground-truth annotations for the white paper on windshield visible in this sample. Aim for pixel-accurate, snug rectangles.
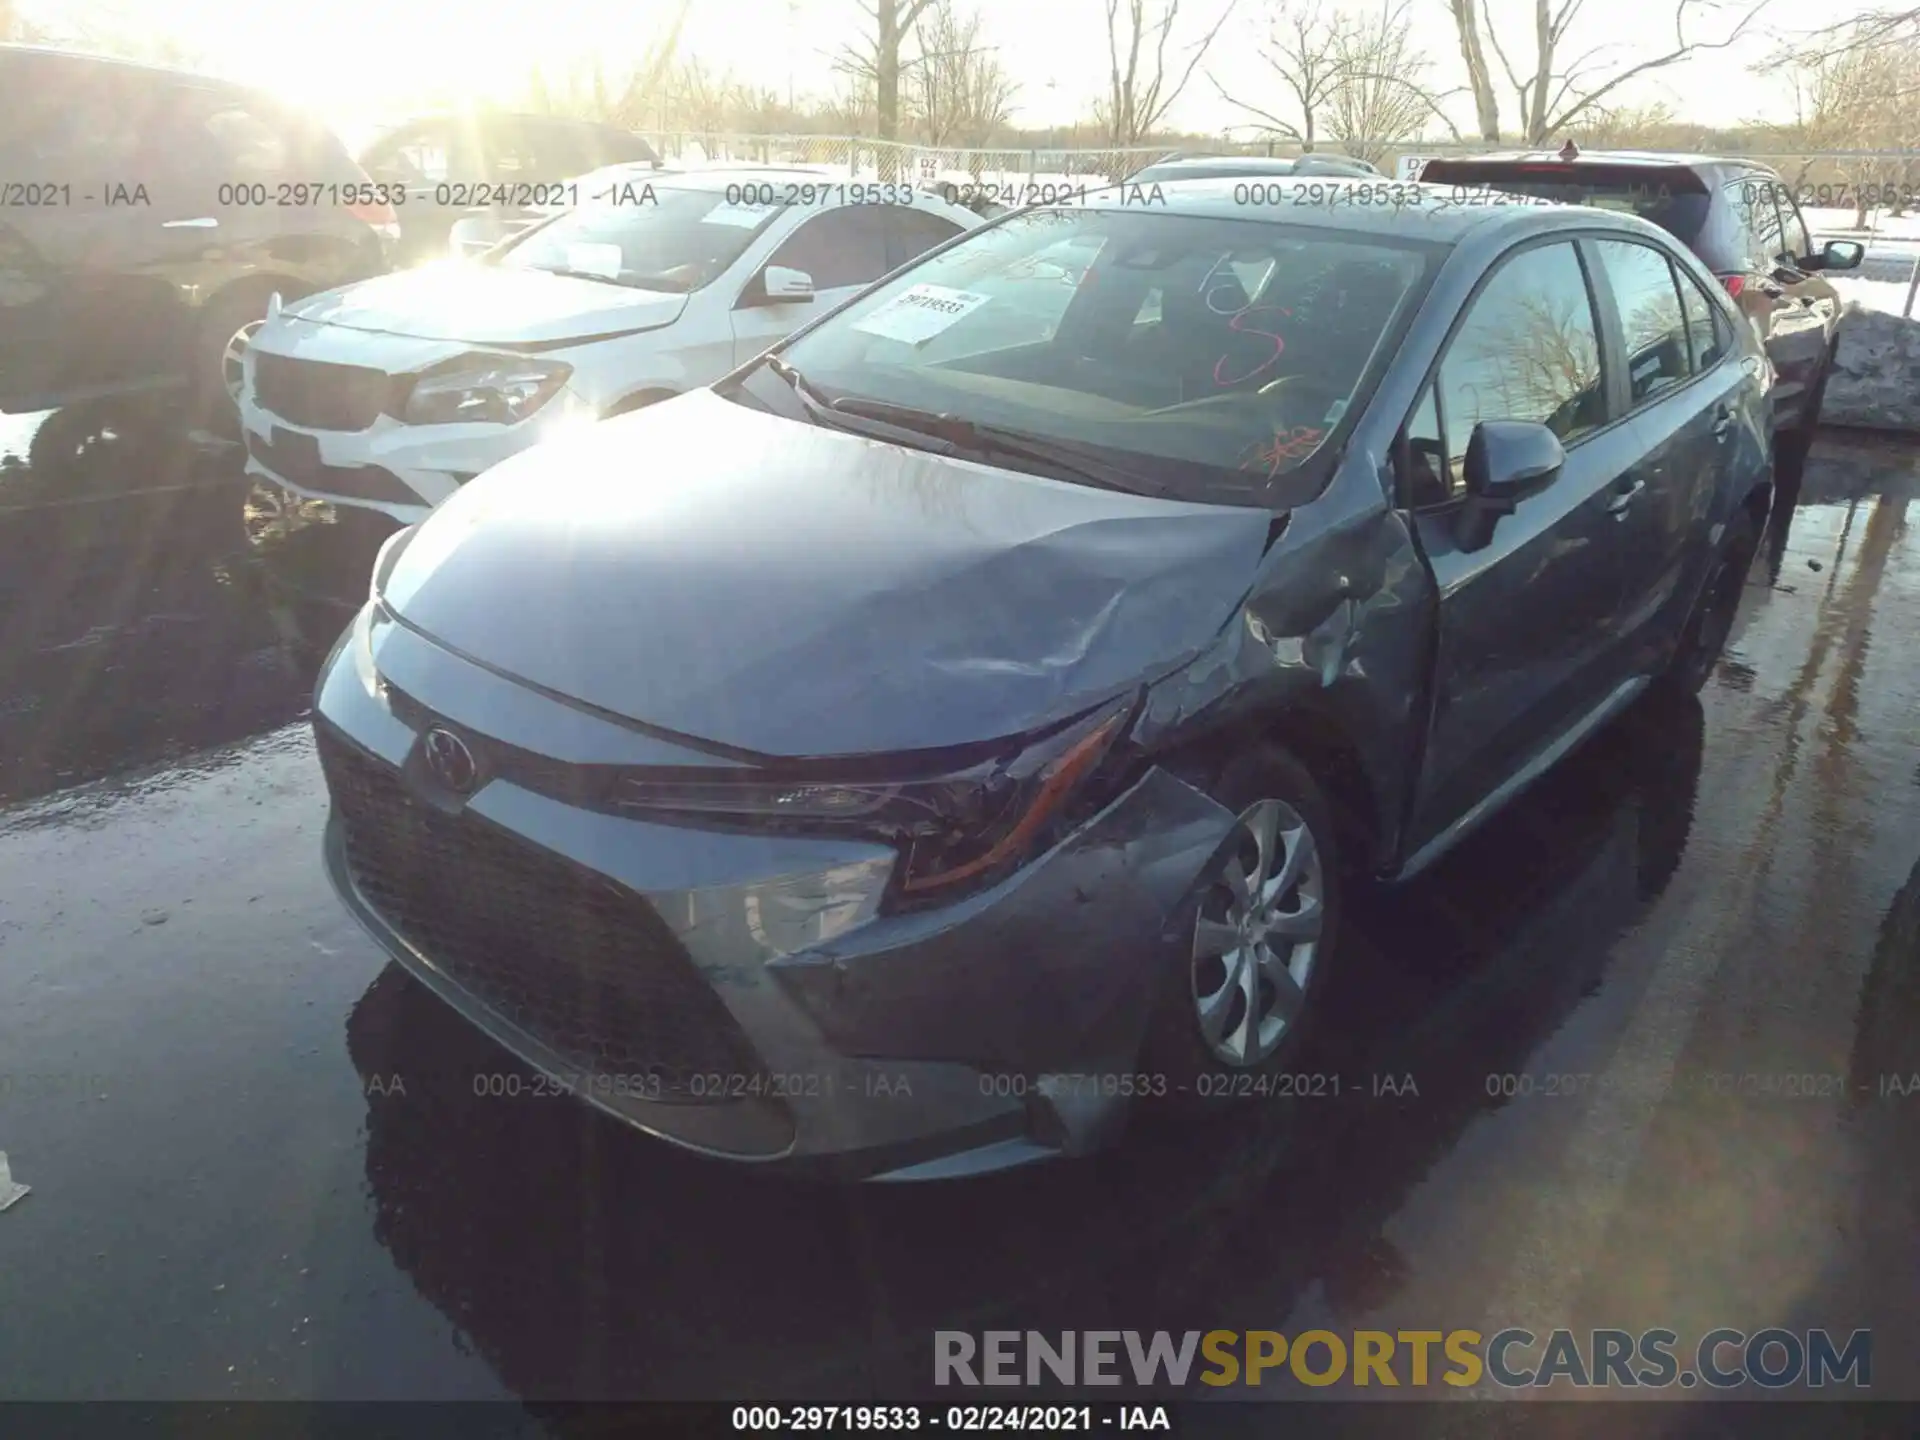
[564,243,625,279]
[701,202,778,228]
[851,284,991,345]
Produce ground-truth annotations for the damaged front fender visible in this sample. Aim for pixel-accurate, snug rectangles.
[1132,478,1438,874]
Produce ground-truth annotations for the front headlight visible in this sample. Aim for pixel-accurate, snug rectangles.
[610,694,1141,907]
[402,354,573,426]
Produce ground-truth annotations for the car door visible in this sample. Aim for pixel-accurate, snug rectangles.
[729,205,894,366]
[1397,238,1631,858]
[0,59,185,407]
[361,118,482,263]
[1583,236,1736,667]
[1767,184,1841,425]
[1724,177,1824,431]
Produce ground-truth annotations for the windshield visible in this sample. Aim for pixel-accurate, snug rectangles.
[493,185,779,292]
[773,206,1439,504]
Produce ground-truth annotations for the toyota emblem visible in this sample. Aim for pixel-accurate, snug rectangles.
[422,726,478,794]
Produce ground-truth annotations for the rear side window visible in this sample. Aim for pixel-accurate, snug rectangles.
[1727,179,1784,269]
[1433,240,1607,491]
[767,206,894,289]
[1421,161,1711,245]
[882,208,965,268]
[1777,193,1811,264]
[1593,240,1691,405]
[1677,267,1731,371]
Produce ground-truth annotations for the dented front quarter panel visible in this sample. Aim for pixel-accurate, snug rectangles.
[769,768,1236,1096]
[1133,439,1439,874]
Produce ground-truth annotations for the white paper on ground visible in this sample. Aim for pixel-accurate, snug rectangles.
[700,202,778,229]
[563,243,625,279]
[851,284,992,345]
[0,1152,30,1212]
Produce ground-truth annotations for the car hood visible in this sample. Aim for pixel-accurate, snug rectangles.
[283,264,687,346]
[379,390,1274,758]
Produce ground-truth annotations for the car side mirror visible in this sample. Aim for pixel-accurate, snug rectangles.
[753,265,815,305]
[1453,420,1564,551]
[1814,239,1865,272]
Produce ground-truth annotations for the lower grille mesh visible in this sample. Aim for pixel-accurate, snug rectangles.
[318,726,765,1103]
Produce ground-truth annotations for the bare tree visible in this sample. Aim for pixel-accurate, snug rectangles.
[1762,29,1920,226]
[1213,1,1343,150]
[520,0,692,131]
[905,0,1017,146]
[1449,0,1504,138]
[835,0,942,147]
[1102,0,1240,149]
[1324,0,1432,164]
[1454,0,1770,145]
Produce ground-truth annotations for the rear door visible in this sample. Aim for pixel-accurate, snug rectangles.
[1765,182,1840,427]
[0,58,188,407]
[1584,235,1740,670]
[360,118,483,263]
[1723,176,1826,431]
[1397,238,1631,859]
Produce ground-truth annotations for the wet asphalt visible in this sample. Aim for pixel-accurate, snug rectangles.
[0,401,1917,1408]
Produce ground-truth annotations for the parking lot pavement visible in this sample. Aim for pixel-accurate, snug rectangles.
[0,420,1917,1404]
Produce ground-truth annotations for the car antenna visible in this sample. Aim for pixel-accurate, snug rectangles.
[1558,139,1579,162]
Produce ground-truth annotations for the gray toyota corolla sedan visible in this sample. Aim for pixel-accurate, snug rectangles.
[312,178,1772,1180]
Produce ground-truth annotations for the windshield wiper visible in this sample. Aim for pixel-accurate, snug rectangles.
[762,353,842,414]
[832,399,1172,497]
[764,364,1169,497]
[527,266,644,288]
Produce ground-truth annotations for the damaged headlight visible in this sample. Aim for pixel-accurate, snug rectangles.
[611,693,1141,905]
[402,354,573,426]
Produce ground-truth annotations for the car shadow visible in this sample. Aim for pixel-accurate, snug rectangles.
[341,685,1707,1404]
[0,415,395,806]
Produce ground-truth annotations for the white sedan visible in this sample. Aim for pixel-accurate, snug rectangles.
[237,168,980,523]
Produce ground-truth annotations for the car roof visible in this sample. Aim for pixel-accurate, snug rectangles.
[1,41,253,92]
[1430,149,1761,175]
[1076,175,1625,243]
[1141,154,1375,175]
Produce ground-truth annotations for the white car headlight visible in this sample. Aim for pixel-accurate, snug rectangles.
[402,355,573,426]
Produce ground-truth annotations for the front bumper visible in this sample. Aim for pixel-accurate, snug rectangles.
[237,391,584,526]
[313,604,1238,1180]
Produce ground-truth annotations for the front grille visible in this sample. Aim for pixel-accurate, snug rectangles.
[317,725,766,1102]
[253,352,393,431]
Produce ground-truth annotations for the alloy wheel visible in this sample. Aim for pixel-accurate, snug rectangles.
[1190,798,1325,1067]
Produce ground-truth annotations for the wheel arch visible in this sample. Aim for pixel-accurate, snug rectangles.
[1151,694,1392,880]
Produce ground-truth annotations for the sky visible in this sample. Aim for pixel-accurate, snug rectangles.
[18,0,1882,142]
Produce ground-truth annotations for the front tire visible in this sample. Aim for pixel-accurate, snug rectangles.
[1143,745,1344,1097]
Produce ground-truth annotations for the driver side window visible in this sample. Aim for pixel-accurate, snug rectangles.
[1402,240,1605,508]
[767,208,893,291]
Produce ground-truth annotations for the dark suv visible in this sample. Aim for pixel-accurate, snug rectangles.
[1420,150,1864,458]
[0,45,393,426]
[358,112,662,265]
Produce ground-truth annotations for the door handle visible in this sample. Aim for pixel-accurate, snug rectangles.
[1712,407,1735,439]
[1607,478,1645,518]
